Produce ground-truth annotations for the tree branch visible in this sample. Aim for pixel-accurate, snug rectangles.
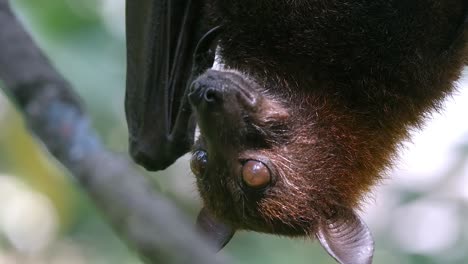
[0,1,227,263]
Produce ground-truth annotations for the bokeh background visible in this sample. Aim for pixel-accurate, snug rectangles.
[0,1,467,263]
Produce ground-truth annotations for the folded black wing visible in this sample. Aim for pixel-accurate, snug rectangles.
[125,0,213,171]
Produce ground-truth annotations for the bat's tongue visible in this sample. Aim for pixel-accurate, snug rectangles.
[316,210,374,264]
[196,207,236,251]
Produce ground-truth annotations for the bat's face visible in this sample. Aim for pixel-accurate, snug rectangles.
[188,69,380,235]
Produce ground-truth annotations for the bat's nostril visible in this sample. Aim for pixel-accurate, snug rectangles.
[190,81,201,93]
[189,79,222,106]
[203,87,218,103]
[188,81,204,106]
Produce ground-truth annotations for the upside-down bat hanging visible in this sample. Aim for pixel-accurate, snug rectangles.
[125,1,468,263]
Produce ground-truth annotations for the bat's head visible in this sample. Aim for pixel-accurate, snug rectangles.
[189,69,377,260]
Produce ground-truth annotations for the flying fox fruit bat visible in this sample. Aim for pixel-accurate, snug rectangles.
[125,1,468,263]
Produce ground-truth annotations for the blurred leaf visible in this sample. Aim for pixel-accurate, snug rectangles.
[13,0,101,37]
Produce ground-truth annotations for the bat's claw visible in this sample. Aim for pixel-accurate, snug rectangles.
[316,210,374,264]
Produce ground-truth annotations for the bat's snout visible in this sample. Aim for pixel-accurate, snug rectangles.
[188,81,223,107]
[189,70,259,110]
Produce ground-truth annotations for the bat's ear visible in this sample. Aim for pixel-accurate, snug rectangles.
[196,207,236,251]
[316,210,374,264]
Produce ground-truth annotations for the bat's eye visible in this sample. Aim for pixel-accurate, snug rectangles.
[191,150,208,177]
[242,160,271,189]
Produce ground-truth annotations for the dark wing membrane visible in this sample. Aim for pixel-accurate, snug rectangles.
[125,0,207,170]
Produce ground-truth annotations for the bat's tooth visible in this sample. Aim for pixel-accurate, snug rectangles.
[194,125,201,141]
[212,45,227,71]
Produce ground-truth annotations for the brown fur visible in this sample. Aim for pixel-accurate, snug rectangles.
[193,0,468,236]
